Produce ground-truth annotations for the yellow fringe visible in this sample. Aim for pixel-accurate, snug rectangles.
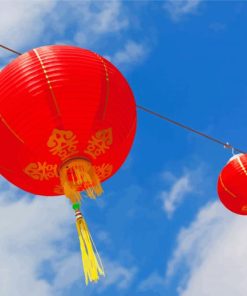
[76,216,105,284]
[60,158,104,284]
[59,158,103,203]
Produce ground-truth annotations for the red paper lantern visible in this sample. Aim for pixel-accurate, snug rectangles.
[0,45,136,284]
[0,45,136,196]
[217,153,247,215]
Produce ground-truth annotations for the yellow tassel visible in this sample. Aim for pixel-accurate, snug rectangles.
[59,158,104,284]
[59,158,103,202]
[74,207,105,284]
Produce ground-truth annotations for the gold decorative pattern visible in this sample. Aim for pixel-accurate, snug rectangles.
[54,185,64,195]
[47,128,79,160]
[94,163,113,180]
[84,128,113,159]
[24,162,58,181]
[219,174,236,198]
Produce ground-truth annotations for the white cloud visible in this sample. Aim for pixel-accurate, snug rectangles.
[138,272,165,292]
[98,258,137,292]
[0,1,129,56]
[0,0,56,56]
[0,186,77,296]
[161,174,192,218]
[83,1,128,34]
[56,1,128,46]
[0,1,149,70]
[96,230,112,246]
[106,40,148,69]
[166,200,247,296]
[164,0,202,21]
[159,168,201,218]
[0,179,137,295]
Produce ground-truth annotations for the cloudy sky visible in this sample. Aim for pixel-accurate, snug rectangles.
[1,1,247,295]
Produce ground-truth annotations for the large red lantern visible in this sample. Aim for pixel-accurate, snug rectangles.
[217,153,247,215]
[0,45,136,284]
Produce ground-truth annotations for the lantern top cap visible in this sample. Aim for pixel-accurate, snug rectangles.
[227,153,244,164]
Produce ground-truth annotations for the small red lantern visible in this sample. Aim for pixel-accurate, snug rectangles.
[0,45,136,284]
[217,153,247,215]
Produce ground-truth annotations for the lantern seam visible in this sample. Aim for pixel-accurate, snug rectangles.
[33,49,61,117]
[95,54,109,120]
[219,174,237,198]
[0,113,24,143]
[236,156,247,176]
[0,164,14,173]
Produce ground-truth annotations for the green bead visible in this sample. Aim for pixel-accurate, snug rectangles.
[72,203,80,210]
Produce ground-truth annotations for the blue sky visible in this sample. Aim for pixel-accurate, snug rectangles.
[1,1,247,296]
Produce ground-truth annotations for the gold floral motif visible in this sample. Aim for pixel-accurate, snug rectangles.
[94,163,113,181]
[54,185,64,195]
[84,128,112,159]
[47,129,79,160]
[24,162,58,181]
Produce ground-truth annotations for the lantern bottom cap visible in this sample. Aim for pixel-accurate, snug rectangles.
[59,158,103,203]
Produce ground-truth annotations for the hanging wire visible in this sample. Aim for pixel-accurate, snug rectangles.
[137,105,246,154]
[0,44,246,154]
[0,44,21,56]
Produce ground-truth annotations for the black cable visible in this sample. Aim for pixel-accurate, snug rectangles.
[0,44,21,56]
[136,105,246,154]
[0,44,245,154]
